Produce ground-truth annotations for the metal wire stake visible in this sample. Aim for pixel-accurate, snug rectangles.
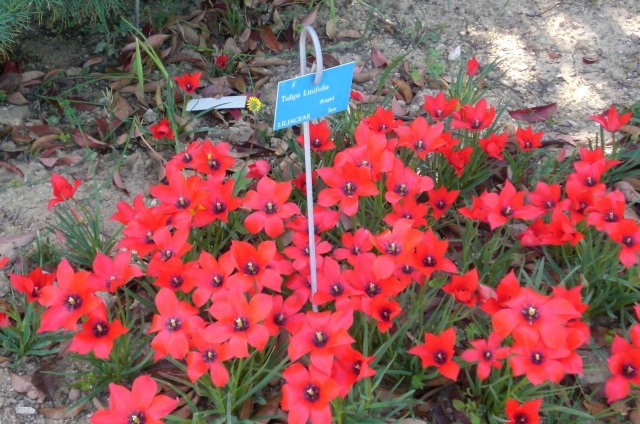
[299,25,323,312]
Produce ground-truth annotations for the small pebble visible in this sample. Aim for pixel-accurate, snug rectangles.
[15,406,36,415]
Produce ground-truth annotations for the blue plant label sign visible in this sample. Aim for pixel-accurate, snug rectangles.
[273,62,355,131]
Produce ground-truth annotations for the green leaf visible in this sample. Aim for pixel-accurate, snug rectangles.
[452,399,466,411]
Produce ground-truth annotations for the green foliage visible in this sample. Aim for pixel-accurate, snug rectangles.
[0,0,124,55]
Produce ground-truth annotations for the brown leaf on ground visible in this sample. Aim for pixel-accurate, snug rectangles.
[547,51,561,59]
[21,71,44,83]
[73,129,108,149]
[254,393,283,423]
[301,6,318,26]
[224,37,243,54]
[67,97,97,111]
[175,22,200,45]
[392,79,413,103]
[260,25,280,52]
[31,134,60,151]
[113,92,134,120]
[5,92,29,105]
[113,166,129,195]
[582,55,598,64]
[321,53,341,69]
[201,77,234,97]
[82,57,104,68]
[621,124,640,136]
[43,69,64,81]
[227,76,247,93]
[0,161,24,178]
[0,73,22,91]
[39,402,85,419]
[337,30,361,39]
[250,57,288,67]
[121,34,171,53]
[31,363,58,401]
[10,126,33,143]
[326,19,337,40]
[371,47,389,68]
[25,125,61,137]
[352,68,381,83]
[508,103,557,123]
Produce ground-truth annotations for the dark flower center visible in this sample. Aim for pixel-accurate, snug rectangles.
[145,232,154,244]
[274,313,286,326]
[521,305,539,324]
[379,123,388,131]
[303,383,320,402]
[202,349,217,363]
[434,109,443,118]
[186,83,193,91]
[605,212,619,222]
[471,119,482,129]
[214,201,226,214]
[524,141,532,149]
[92,321,110,337]
[622,363,637,378]
[531,352,544,365]
[358,160,370,168]
[501,206,513,217]
[128,410,146,424]
[161,250,174,261]
[165,316,182,332]
[433,350,447,364]
[343,181,357,196]
[331,283,344,296]
[385,241,401,256]
[514,413,529,424]
[303,247,310,256]
[265,202,278,214]
[351,246,361,255]
[244,261,259,276]
[64,294,83,311]
[170,275,183,288]
[422,255,437,267]
[208,157,220,170]
[380,308,391,321]
[483,350,493,361]
[402,212,413,219]
[544,200,556,209]
[584,176,595,187]
[366,282,381,297]
[414,140,425,152]
[233,317,249,332]
[578,202,588,213]
[395,184,409,196]
[402,264,414,274]
[182,152,192,163]
[31,287,40,298]
[312,331,329,348]
[435,199,446,210]
[352,361,362,375]
[176,197,190,210]
[311,138,322,148]
[211,274,224,288]
[622,236,634,247]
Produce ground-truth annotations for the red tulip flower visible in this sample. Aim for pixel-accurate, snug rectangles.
[466,57,479,76]
[215,53,228,69]
[206,291,273,358]
[590,105,632,132]
[87,250,143,293]
[606,334,640,402]
[409,327,460,381]
[451,98,496,131]
[48,173,81,210]
[610,219,640,268]
[69,304,128,359]
[149,118,174,140]
[0,257,7,268]
[509,332,573,385]
[38,259,102,333]
[331,346,376,397]
[317,162,379,217]
[394,117,446,160]
[505,398,542,424]
[516,126,544,150]
[174,71,202,94]
[427,186,460,219]
[227,240,284,293]
[423,92,459,121]
[185,333,231,385]
[479,133,508,160]
[281,363,340,424]
[90,375,179,424]
[10,267,55,302]
[442,268,479,307]
[461,332,510,380]
[148,288,204,361]
[243,177,300,238]
[297,120,335,151]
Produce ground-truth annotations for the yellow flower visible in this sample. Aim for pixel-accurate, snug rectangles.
[247,96,263,113]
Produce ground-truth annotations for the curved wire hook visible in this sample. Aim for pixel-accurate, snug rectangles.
[299,25,323,85]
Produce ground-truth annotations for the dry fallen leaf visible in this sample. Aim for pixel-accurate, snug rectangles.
[352,68,381,83]
[371,47,389,68]
[508,103,557,123]
[326,19,337,40]
[392,79,413,103]
[5,92,29,105]
[39,402,86,419]
[260,25,281,52]
[10,373,47,403]
[113,92,134,120]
